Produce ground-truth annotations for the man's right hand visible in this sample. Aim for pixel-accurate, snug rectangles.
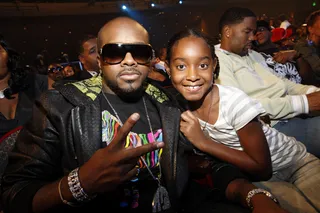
[78,113,164,195]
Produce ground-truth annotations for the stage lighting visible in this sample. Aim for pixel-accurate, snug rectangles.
[151,3,155,7]
[122,5,127,10]
[179,1,183,4]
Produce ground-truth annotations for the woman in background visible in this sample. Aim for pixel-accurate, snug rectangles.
[0,39,48,207]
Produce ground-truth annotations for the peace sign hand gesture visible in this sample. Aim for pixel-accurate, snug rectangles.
[78,113,164,195]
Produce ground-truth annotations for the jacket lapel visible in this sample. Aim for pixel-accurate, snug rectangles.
[71,96,102,164]
[150,93,189,207]
[57,76,103,165]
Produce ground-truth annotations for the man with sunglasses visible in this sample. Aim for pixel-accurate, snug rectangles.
[47,63,64,89]
[2,17,287,213]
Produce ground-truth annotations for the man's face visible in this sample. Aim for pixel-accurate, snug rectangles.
[98,25,151,96]
[309,16,320,37]
[255,27,271,45]
[228,17,257,55]
[48,64,63,81]
[79,38,99,71]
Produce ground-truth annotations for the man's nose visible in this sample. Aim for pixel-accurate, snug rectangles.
[121,52,138,66]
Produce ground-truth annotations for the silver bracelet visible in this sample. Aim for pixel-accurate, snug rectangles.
[246,188,279,209]
[67,168,96,202]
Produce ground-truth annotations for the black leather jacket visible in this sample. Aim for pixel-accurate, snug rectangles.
[1,76,246,213]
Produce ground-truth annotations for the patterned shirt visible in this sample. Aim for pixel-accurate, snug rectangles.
[102,110,163,169]
[260,52,302,84]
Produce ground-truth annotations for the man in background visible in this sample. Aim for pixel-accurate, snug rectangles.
[65,34,99,81]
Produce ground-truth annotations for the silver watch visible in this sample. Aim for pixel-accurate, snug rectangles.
[246,188,279,209]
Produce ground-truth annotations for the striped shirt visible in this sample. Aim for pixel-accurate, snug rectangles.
[200,84,307,172]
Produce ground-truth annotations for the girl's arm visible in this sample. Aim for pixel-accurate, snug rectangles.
[180,111,272,181]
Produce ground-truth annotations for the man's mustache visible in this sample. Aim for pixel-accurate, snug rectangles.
[117,69,142,77]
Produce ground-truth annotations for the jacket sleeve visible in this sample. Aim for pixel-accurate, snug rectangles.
[295,41,320,78]
[1,91,66,213]
[283,77,320,95]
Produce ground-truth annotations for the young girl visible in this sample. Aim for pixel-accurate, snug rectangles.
[166,29,320,211]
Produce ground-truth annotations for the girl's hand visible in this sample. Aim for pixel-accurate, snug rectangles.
[180,110,209,151]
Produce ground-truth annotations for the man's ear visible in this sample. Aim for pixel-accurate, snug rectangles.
[223,25,231,38]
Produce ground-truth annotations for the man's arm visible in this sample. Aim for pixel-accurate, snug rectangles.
[271,50,319,85]
[2,93,163,213]
[216,52,318,120]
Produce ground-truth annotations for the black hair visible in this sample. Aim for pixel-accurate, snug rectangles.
[218,7,256,34]
[256,20,271,31]
[166,28,220,80]
[278,14,288,22]
[78,34,97,55]
[0,39,28,99]
[306,10,320,34]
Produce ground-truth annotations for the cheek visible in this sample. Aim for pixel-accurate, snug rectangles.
[101,68,114,79]
[90,55,98,62]
[140,66,150,78]
[170,72,184,86]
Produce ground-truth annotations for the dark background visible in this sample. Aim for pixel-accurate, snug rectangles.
[0,0,318,65]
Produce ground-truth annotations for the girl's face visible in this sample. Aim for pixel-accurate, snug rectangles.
[168,36,216,102]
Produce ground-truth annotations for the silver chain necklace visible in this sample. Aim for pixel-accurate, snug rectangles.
[101,91,171,212]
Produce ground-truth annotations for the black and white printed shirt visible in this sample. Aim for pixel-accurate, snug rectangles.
[260,52,302,84]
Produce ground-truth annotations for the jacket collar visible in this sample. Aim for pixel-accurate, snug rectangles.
[56,75,170,107]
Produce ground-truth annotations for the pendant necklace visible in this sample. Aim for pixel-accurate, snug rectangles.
[200,89,214,139]
[102,91,171,212]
